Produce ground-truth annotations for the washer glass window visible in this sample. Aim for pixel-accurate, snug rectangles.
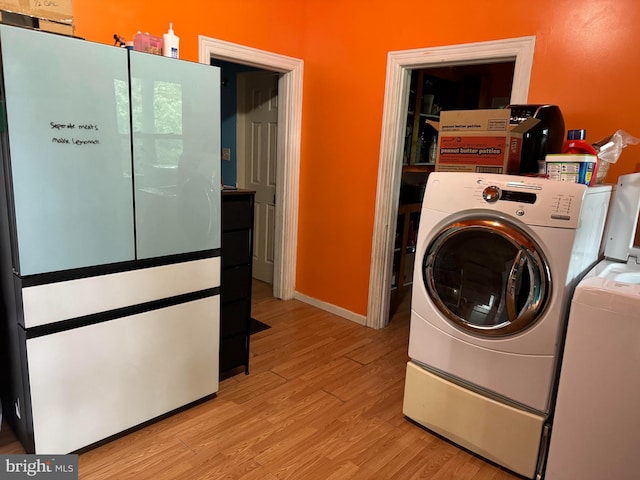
[424,219,550,336]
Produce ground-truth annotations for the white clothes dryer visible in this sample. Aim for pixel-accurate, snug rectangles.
[545,172,640,480]
[403,172,612,479]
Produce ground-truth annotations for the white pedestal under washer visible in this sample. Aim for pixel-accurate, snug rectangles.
[545,172,640,480]
[403,172,612,479]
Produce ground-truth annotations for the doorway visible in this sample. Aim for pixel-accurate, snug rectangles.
[237,70,279,284]
[199,36,303,300]
[390,62,516,317]
[367,36,536,330]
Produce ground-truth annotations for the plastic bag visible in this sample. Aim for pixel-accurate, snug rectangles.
[592,130,640,183]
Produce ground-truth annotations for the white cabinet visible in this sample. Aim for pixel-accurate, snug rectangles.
[27,295,219,454]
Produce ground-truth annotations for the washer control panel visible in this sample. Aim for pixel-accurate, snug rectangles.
[424,172,606,229]
[481,184,537,204]
[468,174,583,227]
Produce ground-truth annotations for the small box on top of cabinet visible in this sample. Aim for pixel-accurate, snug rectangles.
[0,0,73,24]
[133,32,163,55]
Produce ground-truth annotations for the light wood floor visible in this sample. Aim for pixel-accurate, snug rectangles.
[0,281,522,479]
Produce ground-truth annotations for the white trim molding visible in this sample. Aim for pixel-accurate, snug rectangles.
[199,36,304,300]
[367,36,536,329]
[293,292,367,326]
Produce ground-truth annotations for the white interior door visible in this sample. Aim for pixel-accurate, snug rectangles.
[238,71,278,284]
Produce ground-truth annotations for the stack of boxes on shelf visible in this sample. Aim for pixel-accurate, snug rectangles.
[0,0,73,36]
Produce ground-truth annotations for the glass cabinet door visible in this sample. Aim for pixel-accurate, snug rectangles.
[0,25,135,275]
[129,52,221,259]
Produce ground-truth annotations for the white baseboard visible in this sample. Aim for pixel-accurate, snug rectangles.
[293,292,367,326]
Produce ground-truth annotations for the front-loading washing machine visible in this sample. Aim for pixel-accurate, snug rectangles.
[545,172,640,480]
[402,172,612,479]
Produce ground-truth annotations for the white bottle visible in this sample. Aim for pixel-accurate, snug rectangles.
[415,131,425,163]
[428,135,438,163]
[163,22,180,58]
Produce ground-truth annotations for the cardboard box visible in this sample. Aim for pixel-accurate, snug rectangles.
[38,18,73,35]
[545,153,597,184]
[0,10,73,36]
[0,0,72,24]
[430,109,539,174]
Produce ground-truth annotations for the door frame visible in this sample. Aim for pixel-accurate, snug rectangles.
[367,36,536,329]
[199,36,303,300]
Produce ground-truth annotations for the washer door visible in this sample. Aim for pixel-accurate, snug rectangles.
[424,218,551,336]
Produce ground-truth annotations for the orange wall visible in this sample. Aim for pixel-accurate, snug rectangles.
[74,0,640,318]
[73,1,306,61]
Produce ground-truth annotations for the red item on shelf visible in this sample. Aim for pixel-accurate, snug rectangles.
[562,131,599,186]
